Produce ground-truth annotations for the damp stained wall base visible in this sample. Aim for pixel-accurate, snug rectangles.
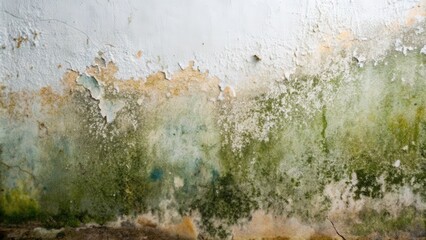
[1,46,425,239]
[1,3,426,239]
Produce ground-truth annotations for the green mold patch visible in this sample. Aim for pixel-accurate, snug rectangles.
[191,173,258,238]
[210,48,426,236]
[36,95,155,225]
[0,33,425,238]
[351,207,426,238]
[19,86,223,228]
[327,50,426,198]
[0,188,40,224]
[352,169,383,199]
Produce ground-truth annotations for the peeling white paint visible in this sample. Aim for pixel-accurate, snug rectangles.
[76,74,103,100]
[76,73,125,123]
[0,0,423,91]
[421,45,426,54]
[395,39,415,55]
[99,99,125,124]
[173,177,184,189]
[393,160,401,168]
[0,1,425,237]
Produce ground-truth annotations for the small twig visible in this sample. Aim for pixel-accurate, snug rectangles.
[328,218,347,240]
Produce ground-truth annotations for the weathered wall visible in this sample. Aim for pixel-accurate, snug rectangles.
[0,1,425,239]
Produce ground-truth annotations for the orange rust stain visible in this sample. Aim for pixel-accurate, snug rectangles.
[337,30,353,41]
[405,3,426,26]
[1,89,62,119]
[0,59,219,124]
[222,85,236,100]
[336,30,355,49]
[318,44,332,54]
[137,216,158,228]
[136,50,143,59]
[317,30,357,56]
[62,70,80,90]
[13,36,28,48]
[39,87,61,106]
[164,216,198,240]
[83,61,219,102]
[38,86,68,114]
[3,91,34,118]
[232,210,316,240]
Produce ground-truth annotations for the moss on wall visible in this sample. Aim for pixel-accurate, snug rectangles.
[0,40,425,238]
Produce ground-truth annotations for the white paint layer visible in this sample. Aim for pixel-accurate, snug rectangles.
[0,0,423,91]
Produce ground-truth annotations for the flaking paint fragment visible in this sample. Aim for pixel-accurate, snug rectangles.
[421,45,426,54]
[76,73,124,123]
[76,74,103,100]
[99,99,125,123]
[353,49,366,67]
[395,39,414,55]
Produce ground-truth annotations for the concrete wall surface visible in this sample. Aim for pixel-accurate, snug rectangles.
[0,1,426,239]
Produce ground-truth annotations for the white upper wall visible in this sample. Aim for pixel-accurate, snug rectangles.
[0,0,422,91]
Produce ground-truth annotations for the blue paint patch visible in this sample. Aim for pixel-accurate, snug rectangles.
[150,168,163,181]
[211,169,220,183]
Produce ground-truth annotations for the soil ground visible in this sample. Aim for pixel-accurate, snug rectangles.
[0,224,192,240]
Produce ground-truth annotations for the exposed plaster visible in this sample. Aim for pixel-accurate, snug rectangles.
[98,99,125,124]
[421,45,426,54]
[76,74,103,101]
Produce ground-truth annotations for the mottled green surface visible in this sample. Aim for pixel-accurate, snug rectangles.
[1,46,426,238]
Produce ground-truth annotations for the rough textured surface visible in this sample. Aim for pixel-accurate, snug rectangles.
[0,225,192,240]
[1,1,426,239]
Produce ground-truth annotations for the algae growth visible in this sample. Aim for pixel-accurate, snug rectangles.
[0,43,425,238]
